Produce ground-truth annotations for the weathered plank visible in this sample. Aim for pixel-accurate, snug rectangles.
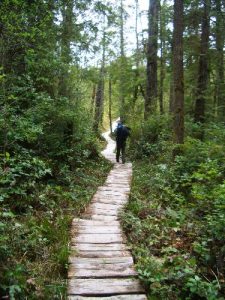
[73,243,128,251]
[97,189,126,195]
[74,226,122,234]
[68,257,136,278]
[90,214,118,221]
[68,265,137,278]
[68,295,147,300]
[86,208,119,216]
[68,278,145,295]
[69,249,131,258]
[98,187,130,193]
[72,219,120,227]
[69,257,133,264]
[72,233,124,244]
[89,203,124,211]
[91,198,127,205]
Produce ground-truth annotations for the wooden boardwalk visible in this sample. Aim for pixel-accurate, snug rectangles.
[67,126,147,299]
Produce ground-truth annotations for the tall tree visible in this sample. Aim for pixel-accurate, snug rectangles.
[94,29,106,131]
[132,0,140,106]
[173,0,184,144]
[145,0,159,119]
[159,0,166,114]
[194,0,210,124]
[119,0,126,122]
[108,77,113,133]
[215,0,225,121]
[59,0,74,98]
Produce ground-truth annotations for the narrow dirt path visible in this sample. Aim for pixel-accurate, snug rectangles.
[67,125,147,299]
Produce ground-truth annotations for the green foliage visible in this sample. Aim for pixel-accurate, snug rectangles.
[0,158,111,299]
[128,115,173,160]
[122,121,225,299]
[0,1,113,298]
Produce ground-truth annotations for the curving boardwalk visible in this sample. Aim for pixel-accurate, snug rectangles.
[67,125,147,300]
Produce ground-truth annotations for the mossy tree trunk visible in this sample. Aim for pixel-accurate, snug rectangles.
[145,0,159,119]
[173,0,184,145]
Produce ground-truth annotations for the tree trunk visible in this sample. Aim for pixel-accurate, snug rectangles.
[59,0,73,98]
[194,0,210,124]
[133,0,140,106]
[119,0,126,122]
[173,0,184,144]
[94,72,104,131]
[159,1,165,115]
[145,0,159,119]
[109,78,112,134]
[215,0,225,121]
[91,84,96,114]
[94,28,106,132]
[169,38,174,113]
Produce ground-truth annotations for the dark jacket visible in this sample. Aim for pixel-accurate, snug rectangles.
[115,124,130,145]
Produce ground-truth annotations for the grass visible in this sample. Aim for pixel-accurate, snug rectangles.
[0,157,112,299]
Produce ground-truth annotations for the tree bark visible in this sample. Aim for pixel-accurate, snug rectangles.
[215,0,225,121]
[145,0,159,119]
[132,0,140,106]
[119,0,126,122]
[94,71,104,131]
[194,0,210,124]
[91,84,96,114]
[109,78,112,134]
[173,0,184,144]
[94,27,106,132]
[159,1,165,114]
[59,0,73,98]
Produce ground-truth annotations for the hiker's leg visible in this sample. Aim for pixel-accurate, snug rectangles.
[116,145,120,162]
[121,143,126,163]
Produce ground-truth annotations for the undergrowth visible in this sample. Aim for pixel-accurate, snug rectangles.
[0,156,111,299]
[122,117,225,300]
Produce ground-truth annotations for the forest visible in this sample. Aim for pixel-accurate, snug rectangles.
[0,0,224,299]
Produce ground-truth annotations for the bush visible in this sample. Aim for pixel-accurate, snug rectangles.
[122,121,225,299]
[128,115,172,159]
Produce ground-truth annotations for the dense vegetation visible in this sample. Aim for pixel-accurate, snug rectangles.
[0,1,113,298]
[0,0,224,299]
[122,118,225,299]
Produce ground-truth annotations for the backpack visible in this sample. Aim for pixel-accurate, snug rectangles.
[116,125,130,142]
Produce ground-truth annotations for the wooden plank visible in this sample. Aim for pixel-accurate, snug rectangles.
[93,194,126,200]
[73,233,124,244]
[68,264,137,278]
[70,249,131,258]
[91,198,127,205]
[97,189,126,194]
[97,187,129,193]
[68,295,147,300]
[75,226,122,234]
[69,257,133,264]
[89,203,124,211]
[73,243,128,251]
[94,194,127,200]
[68,257,136,278]
[105,185,130,190]
[105,182,130,186]
[92,195,128,201]
[86,208,119,216]
[91,215,118,221]
[68,278,145,295]
[72,219,120,227]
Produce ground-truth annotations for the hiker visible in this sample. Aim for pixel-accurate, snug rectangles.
[114,121,130,163]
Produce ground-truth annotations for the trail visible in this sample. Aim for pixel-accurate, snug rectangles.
[67,124,147,299]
